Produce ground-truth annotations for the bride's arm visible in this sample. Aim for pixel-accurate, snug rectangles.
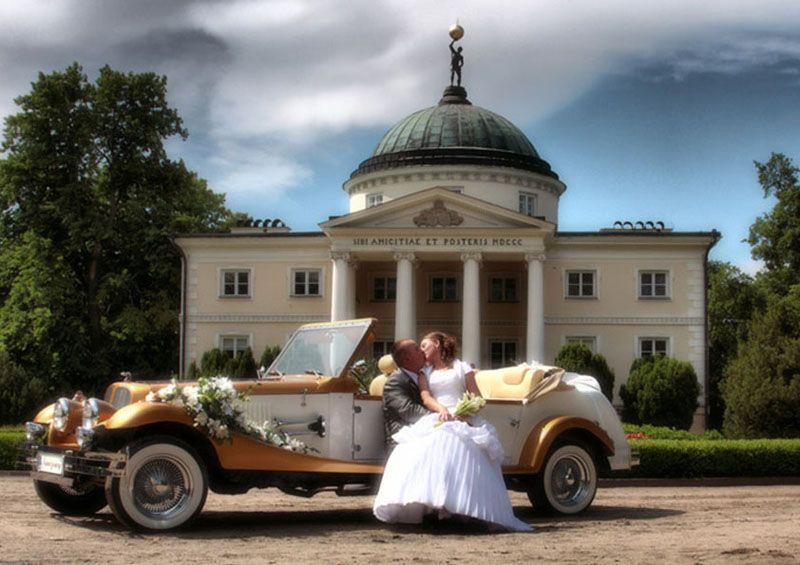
[419,374,453,421]
[464,370,482,397]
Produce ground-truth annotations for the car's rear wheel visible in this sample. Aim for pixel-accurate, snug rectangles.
[105,436,208,532]
[528,440,598,515]
[33,479,107,516]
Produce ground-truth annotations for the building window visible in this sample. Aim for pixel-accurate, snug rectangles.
[566,336,597,353]
[519,191,536,216]
[565,270,596,298]
[639,270,670,299]
[372,276,396,301]
[489,277,518,302]
[292,269,321,296]
[367,193,383,208]
[430,276,458,302]
[639,337,669,358]
[489,340,518,368]
[372,340,392,359]
[220,335,249,357]
[221,269,250,297]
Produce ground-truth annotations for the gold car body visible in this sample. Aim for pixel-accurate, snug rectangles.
[23,318,633,529]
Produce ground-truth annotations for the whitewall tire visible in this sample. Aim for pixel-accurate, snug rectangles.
[105,437,208,531]
[528,441,598,515]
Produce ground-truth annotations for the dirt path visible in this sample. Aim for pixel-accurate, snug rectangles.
[0,476,798,564]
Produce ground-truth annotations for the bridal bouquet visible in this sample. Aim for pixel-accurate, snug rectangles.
[435,392,486,427]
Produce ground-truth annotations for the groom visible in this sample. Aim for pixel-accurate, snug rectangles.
[382,339,430,449]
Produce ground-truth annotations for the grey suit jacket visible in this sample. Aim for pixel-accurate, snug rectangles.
[382,368,430,448]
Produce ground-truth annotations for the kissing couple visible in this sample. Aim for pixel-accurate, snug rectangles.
[372,331,532,532]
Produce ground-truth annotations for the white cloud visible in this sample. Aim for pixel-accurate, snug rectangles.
[208,138,312,199]
[2,0,800,203]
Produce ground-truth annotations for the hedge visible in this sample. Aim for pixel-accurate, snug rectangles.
[0,427,25,470]
[4,424,800,477]
[624,439,800,478]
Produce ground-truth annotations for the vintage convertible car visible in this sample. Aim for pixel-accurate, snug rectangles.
[21,318,635,531]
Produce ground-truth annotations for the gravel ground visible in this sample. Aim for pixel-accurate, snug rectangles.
[0,476,798,564]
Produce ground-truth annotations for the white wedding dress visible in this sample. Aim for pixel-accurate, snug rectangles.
[373,360,532,532]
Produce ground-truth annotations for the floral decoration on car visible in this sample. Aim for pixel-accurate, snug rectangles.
[146,376,312,452]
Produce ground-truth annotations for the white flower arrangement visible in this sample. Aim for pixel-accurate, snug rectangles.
[146,376,312,453]
[434,392,487,428]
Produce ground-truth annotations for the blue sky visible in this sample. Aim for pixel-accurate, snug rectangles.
[2,1,800,273]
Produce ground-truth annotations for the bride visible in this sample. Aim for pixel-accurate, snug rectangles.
[373,331,531,532]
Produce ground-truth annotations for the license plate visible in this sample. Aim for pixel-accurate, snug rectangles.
[37,452,65,475]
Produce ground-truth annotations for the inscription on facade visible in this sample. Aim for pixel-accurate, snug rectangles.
[350,236,524,248]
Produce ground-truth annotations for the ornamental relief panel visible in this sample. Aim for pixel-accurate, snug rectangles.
[413,199,464,228]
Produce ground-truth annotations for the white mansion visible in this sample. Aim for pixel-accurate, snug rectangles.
[175,82,718,426]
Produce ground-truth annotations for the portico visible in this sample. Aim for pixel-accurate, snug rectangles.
[322,188,551,367]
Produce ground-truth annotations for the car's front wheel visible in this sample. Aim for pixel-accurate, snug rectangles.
[105,436,208,532]
[528,440,598,515]
[33,479,107,516]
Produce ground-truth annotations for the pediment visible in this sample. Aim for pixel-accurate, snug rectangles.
[322,188,553,232]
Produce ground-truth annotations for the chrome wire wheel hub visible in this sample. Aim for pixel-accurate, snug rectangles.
[550,455,589,507]
[131,457,191,518]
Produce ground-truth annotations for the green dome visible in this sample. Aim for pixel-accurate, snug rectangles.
[351,86,557,179]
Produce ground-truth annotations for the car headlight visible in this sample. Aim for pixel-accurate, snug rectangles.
[52,398,70,431]
[82,398,101,428]
[25,422,46,442]
[76,426,95,449]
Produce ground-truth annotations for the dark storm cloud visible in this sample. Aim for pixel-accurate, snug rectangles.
[2,0,800,202]
[112,28,230,67]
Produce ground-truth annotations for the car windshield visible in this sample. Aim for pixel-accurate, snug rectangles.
[266,319,373,378]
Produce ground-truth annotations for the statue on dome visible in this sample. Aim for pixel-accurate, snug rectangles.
[448,23,465,87]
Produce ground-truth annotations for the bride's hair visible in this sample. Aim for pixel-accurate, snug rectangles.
[423,331,458,365]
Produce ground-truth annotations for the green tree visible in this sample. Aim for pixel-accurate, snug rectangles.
[0,64,232,415]
[706,261,762,429]
[747,153,800,295]
[721,286,800,438]
[0,350,49,425]
[720,152,800,438]
[554,342,616,401]
[620,355,700,430]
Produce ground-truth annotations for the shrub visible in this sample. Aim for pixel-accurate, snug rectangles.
[624,423,724,441]
[195,347,257,379]
[620,355,700,430]
[721,287,800,438]
[226,347,257,379]
[0,351,51,425]
[554,342,616,401]
[199,348,228,376]
[623,438,800,478]
[259,345,281,371]
[0,427,25,470]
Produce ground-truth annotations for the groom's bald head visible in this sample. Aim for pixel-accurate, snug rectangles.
[391,339,425,372]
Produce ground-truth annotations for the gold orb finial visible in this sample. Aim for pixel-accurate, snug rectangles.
[449,23,464,41]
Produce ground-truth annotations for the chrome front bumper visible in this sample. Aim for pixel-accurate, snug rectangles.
[21,443,127,488]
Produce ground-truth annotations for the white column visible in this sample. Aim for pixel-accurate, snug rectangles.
[526,252,546,363]
[330,251,350,322]
[461,252,482,367]
[394,252,416,339]
[346,258,359,318]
